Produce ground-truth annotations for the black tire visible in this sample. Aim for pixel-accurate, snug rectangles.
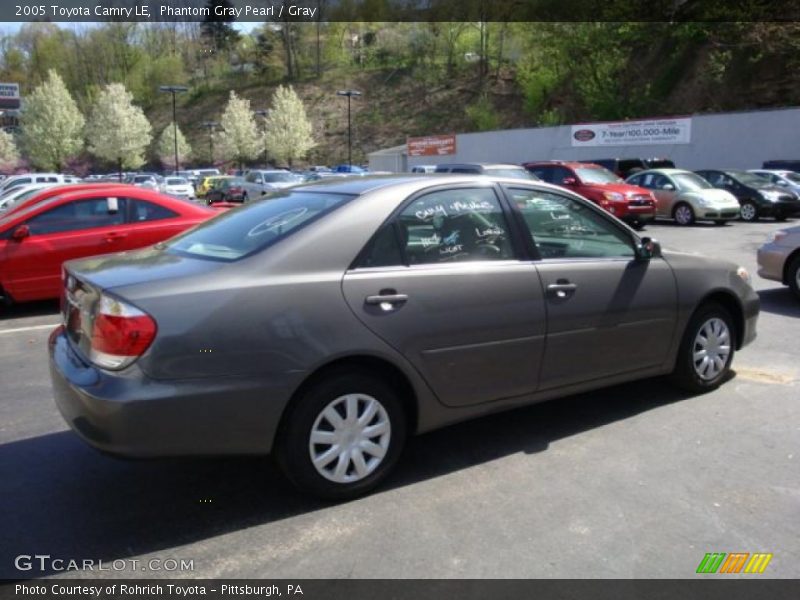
[275,368,407,500]
[787,254,800,301]
[672,203,695,226]
[671,302,736,393]
[739,200,759,222]
[242,193,248,203]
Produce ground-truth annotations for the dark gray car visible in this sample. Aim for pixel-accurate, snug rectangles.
[49,176,759,499]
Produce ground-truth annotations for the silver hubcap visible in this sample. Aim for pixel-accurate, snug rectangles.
[795,266,800,291]
[309,394,391,484]
[675,205,693,225]
[741,203,756,221]
[692,317,731,381]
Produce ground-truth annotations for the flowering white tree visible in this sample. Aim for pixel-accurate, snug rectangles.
[0,129,20,172]
[264,85,316,167]
[19,70,84,171]
[218,91,260,168]
[156,123,192,170]
[85,83,152,178]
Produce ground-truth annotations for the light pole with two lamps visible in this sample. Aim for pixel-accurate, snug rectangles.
[159,85,189,173]
[336,89,361,169]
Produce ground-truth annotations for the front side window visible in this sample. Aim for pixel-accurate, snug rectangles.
[397,187,513,265]
[26,198,126,235]
[166,191,352,261]
[508,188,635,259]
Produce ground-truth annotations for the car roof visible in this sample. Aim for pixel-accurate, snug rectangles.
[525,161,602,168]
[292,174,559,196]
[436,163,525,169]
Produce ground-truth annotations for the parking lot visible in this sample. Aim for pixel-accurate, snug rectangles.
[1,218,798,579]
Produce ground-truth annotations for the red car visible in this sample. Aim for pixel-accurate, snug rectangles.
[0,188,216,304]
[523,161,657,228]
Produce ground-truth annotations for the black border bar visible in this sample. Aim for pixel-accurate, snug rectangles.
[2,0,799,22]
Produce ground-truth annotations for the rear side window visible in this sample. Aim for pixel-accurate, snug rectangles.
[128,199,178,222]
[166,191,353,261]
[26,198,126,235]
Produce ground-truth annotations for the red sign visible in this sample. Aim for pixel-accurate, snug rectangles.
[407,134,456,157]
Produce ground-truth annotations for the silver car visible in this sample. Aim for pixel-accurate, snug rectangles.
[241,169,301,197]
[626,169,740,225]
[757,225,800,299]
[49,176,759,499]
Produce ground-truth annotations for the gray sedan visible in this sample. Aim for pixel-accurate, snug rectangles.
[49,176,759,499]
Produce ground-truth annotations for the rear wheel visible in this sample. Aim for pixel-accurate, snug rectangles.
[276,369,407,500]
[671,303,735,393]
[786,254,800,301]
[739,200,759,222]
[673,203,695,226]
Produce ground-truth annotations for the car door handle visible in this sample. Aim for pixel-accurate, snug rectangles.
[105,232,128,242]
[365,292,409,312]
[547,282,577,298]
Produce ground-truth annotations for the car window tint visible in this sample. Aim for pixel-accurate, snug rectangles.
[167,191,352,261]
[508,188,635,260]
[529,167,552,182]
[26,198,126,235]
[395,187,513,265]
[128,199,178,222]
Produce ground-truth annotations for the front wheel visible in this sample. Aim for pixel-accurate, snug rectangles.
[673,203,695,226]
[786,254,800,301]
[671,303,736,393]
[739,200,759,222]
[275,369,407,500]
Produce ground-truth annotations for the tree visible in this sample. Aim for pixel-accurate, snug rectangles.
[156,123,192,170]
[18,69,84,171]
[200,0,240,53]
[264,85,316,167]
[218,91,260,168]
[0,129,20,172]
[85,83,152,178]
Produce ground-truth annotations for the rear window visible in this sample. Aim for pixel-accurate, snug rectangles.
[165,191,353,261]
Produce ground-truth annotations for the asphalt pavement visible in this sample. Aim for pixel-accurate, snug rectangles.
[1,218,798,579]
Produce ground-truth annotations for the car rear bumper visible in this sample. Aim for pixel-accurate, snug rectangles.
[756,244,786,283]
[48,327,294,457]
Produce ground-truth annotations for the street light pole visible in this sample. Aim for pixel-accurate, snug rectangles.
[336,90,361,168]
[254,109,270,167]
[159,85,189,172]
[200,121,219,166]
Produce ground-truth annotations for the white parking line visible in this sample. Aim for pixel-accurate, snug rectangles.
[0,323,59,335]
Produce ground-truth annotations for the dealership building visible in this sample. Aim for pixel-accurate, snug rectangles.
[368,106,799,173]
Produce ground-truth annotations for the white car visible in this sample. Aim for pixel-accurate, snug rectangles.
[0,173,80,194]
[0,183,55,212]
[162,177,196,200]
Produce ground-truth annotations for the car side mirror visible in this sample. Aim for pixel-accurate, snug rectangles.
[562,177,577,185]
[636,237,661,260]
[662,183,675,191]
[11,224,30,241]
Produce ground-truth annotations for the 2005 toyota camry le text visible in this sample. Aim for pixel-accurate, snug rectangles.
[49,175,759,499]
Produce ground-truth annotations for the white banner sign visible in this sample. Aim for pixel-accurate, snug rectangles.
[571,117,692,147]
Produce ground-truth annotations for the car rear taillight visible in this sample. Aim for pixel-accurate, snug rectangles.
[90,294,157,370]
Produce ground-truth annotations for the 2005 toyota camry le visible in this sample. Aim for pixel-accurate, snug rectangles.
[49,176,759,499]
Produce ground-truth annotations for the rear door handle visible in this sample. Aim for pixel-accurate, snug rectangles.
[547,282,577,298]
[365,294,409,306]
